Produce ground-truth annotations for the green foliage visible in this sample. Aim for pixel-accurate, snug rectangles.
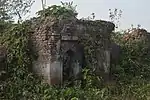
[0,23,41,99]
[61,1,77,14]
[37,4,77,19]
[0,20,13,34]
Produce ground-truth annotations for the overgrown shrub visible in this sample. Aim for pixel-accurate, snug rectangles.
[111,29,150,82]
[0,23,41,99]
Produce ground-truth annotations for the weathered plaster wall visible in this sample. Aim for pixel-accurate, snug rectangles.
[77,20,114,81]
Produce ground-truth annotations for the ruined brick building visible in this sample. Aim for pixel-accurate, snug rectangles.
[28,15,115,85]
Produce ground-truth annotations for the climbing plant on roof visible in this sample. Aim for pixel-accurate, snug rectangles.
[37,4,77,19]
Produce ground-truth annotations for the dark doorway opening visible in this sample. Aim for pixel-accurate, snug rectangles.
[63,49,75,82]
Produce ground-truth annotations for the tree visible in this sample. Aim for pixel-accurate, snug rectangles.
[0,0,11,21]
[61,1,78,16]
[109,8,122,29]
[0,0,35,21]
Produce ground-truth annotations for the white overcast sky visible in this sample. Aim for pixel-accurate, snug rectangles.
[27,0,150,31]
